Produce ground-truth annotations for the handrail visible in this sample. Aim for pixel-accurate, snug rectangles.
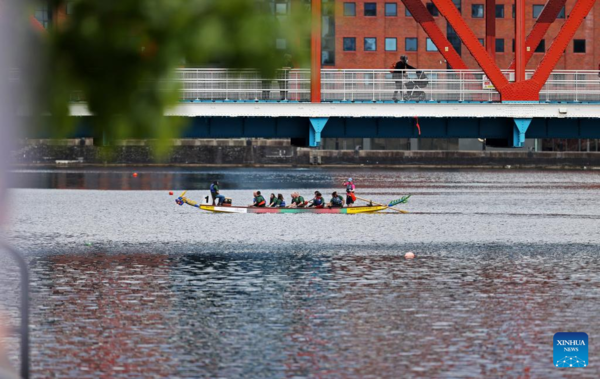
[0,242,29,379]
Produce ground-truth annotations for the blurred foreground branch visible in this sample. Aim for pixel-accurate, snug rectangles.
[42,0,309,146]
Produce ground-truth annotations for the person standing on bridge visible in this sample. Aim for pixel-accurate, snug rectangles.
[391,55,415,101]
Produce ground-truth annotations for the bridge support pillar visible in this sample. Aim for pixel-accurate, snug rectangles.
[309,118,328,147]
[513,118,532,148]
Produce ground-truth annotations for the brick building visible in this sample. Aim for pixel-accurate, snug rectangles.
[32,1,600,152]
[327,0,600,70]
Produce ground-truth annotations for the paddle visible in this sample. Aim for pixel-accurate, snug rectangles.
[354,195,410,214]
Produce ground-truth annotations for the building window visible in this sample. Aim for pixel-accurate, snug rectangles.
[573,39,586,53]
[275,3,288,15]
[472,4,484,18]
[66,1,75,15]
[364,37,377,51]
[364,3,377,16]
[495,4,504,18]
[496,38,504,53]
[533,4,544,18]
[385,3,398,16]
[405,37,418,51]
[34,5,49,28]
[426,38,438,51]
[276,39,287,50]
[405,7,412,17]
[512,5,515,18]
[535,40,545,53]
[343,37,356,51]
[478,38,485,46]
[344,2,356,16]
[426,3,439,16]
[558,6,565,19]
[385,37,397,51]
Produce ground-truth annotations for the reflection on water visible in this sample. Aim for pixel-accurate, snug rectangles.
[2,168,600,378]
[10,248,599,378]
[11,167,600,191]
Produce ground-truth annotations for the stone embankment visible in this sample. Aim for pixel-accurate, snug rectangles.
[12,140,600,169]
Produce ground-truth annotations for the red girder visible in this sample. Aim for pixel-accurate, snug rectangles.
[515,0,526,82]
[310,0,321,103]
[531,0,595,87]
[431,0,509,91]
[401,0,468,69]
[508,0,567,70]
[432,0,594,101]
[30,16,46,33]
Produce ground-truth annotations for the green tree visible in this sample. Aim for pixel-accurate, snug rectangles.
[44,0,310,145]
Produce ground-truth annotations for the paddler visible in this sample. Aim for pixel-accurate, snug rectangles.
[277,194,286,207]
[308,191,325,208]
[253,191,266,207]
[268,193,278,207]
[288,192,306,208]
[210,181,226,206]
[328,191,345,208]
[343,178,356,207]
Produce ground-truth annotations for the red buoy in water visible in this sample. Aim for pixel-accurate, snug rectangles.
[169,191,174,196]
[405,252,415,259]
[133,173,138,178]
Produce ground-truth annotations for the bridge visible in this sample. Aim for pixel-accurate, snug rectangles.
[65,0,600,148]
[70,68,600,148]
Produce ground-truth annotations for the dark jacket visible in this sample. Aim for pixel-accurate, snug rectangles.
[392,61,416,79]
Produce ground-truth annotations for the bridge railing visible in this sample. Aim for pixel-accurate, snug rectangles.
[176,68,311,102]
[531,70,600,103]
[321,69,501,102]
[171,68,600,103]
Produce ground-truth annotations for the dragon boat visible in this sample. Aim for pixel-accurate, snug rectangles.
[174,192,410,214]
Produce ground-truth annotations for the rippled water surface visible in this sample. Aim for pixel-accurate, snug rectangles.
[2,168,600,378]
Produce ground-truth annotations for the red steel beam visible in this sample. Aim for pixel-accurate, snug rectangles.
[431,0,509,92]
[310,0,321,103]
[508,0,567,69]
[515,0,526,82]
[401,0,468,69]
[485,0,496,60]
[531,0,595,87]
[29,15,46,33]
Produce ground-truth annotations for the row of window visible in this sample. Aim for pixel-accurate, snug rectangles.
[343,2,567,19]
[344,37,440,52]
[342,37,587,53]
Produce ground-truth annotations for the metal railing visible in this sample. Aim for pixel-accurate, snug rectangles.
[175,68,600,103]
[0,242,30,379]
[322,69,501,102]
[176,68,311,102]
[531,70,600,103]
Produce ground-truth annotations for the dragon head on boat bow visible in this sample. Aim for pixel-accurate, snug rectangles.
[388,195,411,207]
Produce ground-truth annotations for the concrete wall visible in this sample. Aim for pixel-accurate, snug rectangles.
[12,140,600,168]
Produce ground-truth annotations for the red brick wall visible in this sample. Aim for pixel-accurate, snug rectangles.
[334,0,600,70]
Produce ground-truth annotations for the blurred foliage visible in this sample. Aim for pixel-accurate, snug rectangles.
[42,0,310,147]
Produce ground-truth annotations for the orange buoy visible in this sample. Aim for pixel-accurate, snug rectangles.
[133,173,138,178]
[169,191,174,196]
[405,252,415,259]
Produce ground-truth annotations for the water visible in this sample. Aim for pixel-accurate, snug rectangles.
[1,168,600,378]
